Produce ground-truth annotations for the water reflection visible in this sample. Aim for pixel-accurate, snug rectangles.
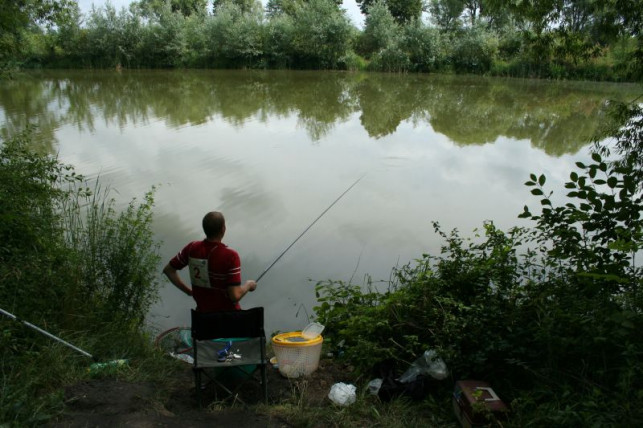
[1,70,637,155]
[1,70,639,335]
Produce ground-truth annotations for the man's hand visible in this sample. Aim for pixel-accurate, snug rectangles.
[246,280,257,292]
[228,280,257,302]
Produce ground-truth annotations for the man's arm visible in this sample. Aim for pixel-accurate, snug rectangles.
[227,280,257,303]
[162,263,193,297]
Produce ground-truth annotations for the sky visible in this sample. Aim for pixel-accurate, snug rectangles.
[76,0,365,28]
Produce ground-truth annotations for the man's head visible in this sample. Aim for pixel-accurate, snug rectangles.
[202,211,226,240]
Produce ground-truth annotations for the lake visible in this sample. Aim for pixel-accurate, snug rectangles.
[1,70,639,336]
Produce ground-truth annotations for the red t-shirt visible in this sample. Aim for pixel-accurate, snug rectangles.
[169,240,242,312]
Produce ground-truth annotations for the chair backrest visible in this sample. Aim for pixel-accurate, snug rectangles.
[191,307,264,340]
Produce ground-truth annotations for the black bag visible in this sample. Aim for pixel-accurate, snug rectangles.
[373,359,430,402]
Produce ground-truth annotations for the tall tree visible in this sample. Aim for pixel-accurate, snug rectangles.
[0,0,78,67]
[428,0,463,30]
[359,0,398,56]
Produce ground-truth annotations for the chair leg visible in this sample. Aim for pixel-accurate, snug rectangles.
[194,368,202,408]
[261,364,268,403]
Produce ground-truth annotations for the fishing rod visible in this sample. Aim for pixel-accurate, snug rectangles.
[256,175,365,283]
[0,307,94,359]
[1,307,129,372]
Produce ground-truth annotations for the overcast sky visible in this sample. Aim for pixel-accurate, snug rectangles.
[76,0,365,27]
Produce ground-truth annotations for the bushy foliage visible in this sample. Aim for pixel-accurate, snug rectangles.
[0,129,162,423]
[357,0,399,59]
[314,101,643,424]
[81,4,144,68]
[0,129,161,340]
[398,21,443,72]
[263,14,295,68]
[448,26,499,74]
[2,0,640,80]
[206,3,264,68]
[288,0,354,69]
[138,6,188,68]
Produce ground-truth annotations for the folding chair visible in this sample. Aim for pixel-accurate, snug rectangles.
[191,307,268,406]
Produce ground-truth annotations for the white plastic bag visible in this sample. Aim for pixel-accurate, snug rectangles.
[328,382,357,406]
[398,349,448,383]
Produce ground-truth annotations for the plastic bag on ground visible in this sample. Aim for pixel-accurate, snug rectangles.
[398,349,448,383]
[367,378,383,395]
[328,382,357,406]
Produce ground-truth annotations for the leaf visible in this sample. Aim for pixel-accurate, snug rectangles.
[575,161,586,169]
[538,174,546,186]
[607,177,618,188]
[529,173,537,182]
[591,152,602,162]
[570,172,579,182]
[531,188,544,196]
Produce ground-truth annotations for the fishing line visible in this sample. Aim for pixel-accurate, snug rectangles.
[256,174,365,283]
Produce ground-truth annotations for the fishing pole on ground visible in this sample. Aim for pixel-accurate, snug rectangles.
[256,174,365,283]
[0,307,128,373]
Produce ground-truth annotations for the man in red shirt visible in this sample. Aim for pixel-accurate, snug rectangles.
[162,211,257,312]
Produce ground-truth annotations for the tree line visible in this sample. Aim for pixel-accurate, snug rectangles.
[1,0,641,79]
[3,70,632,152]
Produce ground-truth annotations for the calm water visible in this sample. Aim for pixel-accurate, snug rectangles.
[1,70,639,335]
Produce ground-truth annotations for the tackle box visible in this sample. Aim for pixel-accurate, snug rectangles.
[452,380,508,427]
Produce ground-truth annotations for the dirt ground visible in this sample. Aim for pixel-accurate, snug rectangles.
[48,357,356,428]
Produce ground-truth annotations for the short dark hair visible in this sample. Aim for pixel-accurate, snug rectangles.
[202,211,225,239]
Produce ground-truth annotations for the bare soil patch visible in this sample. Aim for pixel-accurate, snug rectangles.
[48,357,356,427]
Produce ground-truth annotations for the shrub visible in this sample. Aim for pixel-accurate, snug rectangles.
[289,0,354,69]
[358,0,399,59]
[448,26,499,74]
[205,3,265,68]
[0,129,161,338]
[0,129,162,423]
[399,20,443,72]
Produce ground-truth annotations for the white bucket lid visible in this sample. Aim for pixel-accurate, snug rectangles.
[302,322,325,339]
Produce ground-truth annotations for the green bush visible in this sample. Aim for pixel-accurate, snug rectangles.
[399,21,443,72]
[0,130,162,422]
[206,3,265,68]
[289,0,354,69]
[448,26,499,74]
[368,42,411,72]
[358,0,399,59]
[263,14,295,69]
